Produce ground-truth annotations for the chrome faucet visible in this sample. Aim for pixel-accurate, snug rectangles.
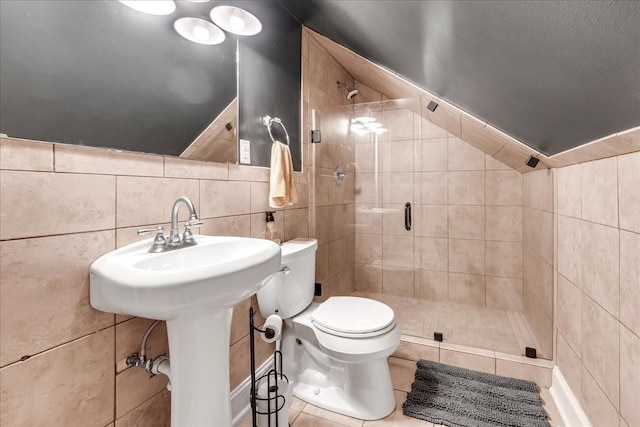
[137,196,203,253]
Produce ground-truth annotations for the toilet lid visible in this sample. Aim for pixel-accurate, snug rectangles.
[311,297,395,335]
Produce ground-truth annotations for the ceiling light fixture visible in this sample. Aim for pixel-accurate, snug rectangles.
[174,17,225,45]
[119,0,176,16]
[210,6,262,36]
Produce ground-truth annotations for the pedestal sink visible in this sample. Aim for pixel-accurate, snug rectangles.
[90,235,281,426]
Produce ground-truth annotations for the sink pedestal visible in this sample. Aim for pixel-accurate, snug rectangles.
[166,308,234,426]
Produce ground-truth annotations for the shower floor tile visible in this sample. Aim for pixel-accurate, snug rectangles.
[352,291,539,357]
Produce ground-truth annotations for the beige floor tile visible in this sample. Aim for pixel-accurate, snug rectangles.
[364,390,433,426]
[293,412,363,427]
[389,357,417,392]
[303,403,364,427]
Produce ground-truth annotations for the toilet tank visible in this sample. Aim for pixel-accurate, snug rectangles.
[256,238,318,319]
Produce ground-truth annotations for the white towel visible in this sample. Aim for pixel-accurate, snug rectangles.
[269,141,297,208]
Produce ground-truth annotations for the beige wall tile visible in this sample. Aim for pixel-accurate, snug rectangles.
[355,141,378,173]
[421,172,448,204]
[448,205,485,240]
[0,137,53,171]
[356,233,382,264]
[420,115,449,139]
[229,334,274,391]
[1,171,116,240]
[486,241,523,279]
[495,359,551,388]
[382,234,414,268]
[420,204,448,238]
[383,172,413,204]
[494,141,542,171]
[381,108,414,142]
[200,214,252,238]
[556,332,582,402]
[486,170,523,206]
[557,215,583,289]
[421,237,448,271]
[460,118,508,156]
[164,156,228,180]
[620,325,640,427]
[620,231,640,337]
[617,152,640,233]
[523,207,554,265]
[421,270,448,301]
[556,164,582,218]
[55,144,164,176]
[0,231,115,366]
[355,204,382,234]
[581,365,619,427]
[448,171,485,205]
[228,164,269,182]
[448,272,486,306]
[523,248,553,317]
[199,179,250,218]
[382,139,414,173]
[523,169,553,212]
[284,208,310,241]
[486,206,522,242]
[116,365,169,418]
[449,239,485,274]
[423,103,462,139]
[581,296,620,408]
[556,274,582,358]
[382,203,411,236]
[581,221,619,317]
[421,138,448,171]
[115,390,170,427]
[382,266,415,297]
[0,328,114,427]
[486,277,523,311]
[439,347,495,374]
[581,157,618,227]
[447,137,485,171]
[116,176,199,227]
[485,154,511,170]
[115,318,168,373]
[355,263,382,293]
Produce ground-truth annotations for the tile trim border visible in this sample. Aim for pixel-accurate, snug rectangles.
[549,366,592,427]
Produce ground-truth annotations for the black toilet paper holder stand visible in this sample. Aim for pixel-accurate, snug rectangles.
[249,307,288,427]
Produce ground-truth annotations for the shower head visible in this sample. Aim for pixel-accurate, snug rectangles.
[337,81,358,100]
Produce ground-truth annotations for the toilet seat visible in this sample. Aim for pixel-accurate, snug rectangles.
[311,296,396,338]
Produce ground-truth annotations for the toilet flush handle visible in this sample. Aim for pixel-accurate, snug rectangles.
[279,266,290,275]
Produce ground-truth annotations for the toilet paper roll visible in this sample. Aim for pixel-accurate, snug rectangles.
[260,314,282,343]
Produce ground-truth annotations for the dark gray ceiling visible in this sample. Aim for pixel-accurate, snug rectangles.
[280,0,640,155]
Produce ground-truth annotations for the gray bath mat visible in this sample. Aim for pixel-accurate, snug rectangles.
[403,360,551,427]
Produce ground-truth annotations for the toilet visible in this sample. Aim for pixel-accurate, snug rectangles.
[256,238,401,420]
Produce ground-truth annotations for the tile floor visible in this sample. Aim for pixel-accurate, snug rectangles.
[241,356,565,427]
[353,292,541,358]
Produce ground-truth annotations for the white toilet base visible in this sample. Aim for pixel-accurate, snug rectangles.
[291,357,396,420]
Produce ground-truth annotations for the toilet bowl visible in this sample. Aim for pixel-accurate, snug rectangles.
[256,238,401,420]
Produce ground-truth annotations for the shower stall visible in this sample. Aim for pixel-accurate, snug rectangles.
[309,97,553,360]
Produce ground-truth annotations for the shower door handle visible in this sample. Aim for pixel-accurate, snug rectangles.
[405,202,411,231]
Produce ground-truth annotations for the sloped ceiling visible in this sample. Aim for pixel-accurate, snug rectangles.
[280,0,640,156]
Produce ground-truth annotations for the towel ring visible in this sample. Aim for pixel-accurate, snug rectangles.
[263,115,290,146]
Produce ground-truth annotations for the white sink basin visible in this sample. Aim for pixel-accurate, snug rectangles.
[89,234,282,426]
[90,235,281,319]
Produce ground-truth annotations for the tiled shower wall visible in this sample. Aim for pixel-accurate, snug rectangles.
[0,137,309,426]
[551,152,639,427]
[353,99,525,311]
[522,169,554,359]
[303,29,357,299]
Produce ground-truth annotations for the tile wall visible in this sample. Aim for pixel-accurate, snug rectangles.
[303,29,357,299]
[522,169,554,358]
[0,137,309,426]
[352,96,525,312]
[552,152,639,427]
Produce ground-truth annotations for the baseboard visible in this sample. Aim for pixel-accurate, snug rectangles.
[231,355,275,427]
[549,366,591,427]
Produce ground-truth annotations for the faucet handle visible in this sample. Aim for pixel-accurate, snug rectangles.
[137,225,164,236]
[137,226,168,253]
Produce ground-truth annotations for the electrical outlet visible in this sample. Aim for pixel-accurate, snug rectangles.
[239,139,251,164]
